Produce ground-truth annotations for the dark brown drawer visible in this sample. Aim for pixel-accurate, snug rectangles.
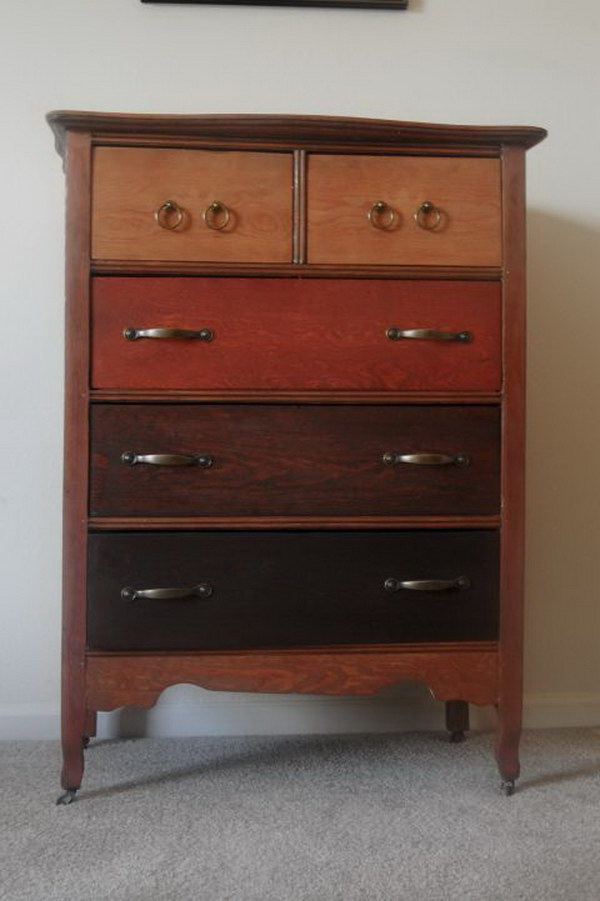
[87,531,499,650]
[90,404,500,517]
[91,277,501,392]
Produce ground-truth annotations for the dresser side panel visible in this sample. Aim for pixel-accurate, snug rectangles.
[61,130,92,789]
[497,145,527,782]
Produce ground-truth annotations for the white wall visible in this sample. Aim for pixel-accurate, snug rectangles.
[1,0,599,738]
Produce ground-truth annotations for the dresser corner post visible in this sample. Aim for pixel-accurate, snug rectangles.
[496,144,527,792]
[58,128,92,803]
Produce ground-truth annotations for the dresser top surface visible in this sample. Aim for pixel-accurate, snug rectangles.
[47,111,547,158]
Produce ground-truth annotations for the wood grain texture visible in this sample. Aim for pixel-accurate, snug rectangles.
[86,646,499,709]
[90,404,500,517]
[47,111,547,159]
[92,147,292,262]
[91,277,501,391]
[308,155,502,266]
[61,130,91,791]
[87,530,499,651]
[496,146,527,784]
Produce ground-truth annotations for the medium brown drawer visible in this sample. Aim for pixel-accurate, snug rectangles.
[91,277,501,391]
[90,404,500,518]
[307,155,501,266]
[91,148,292,262]
[87,531,500,651]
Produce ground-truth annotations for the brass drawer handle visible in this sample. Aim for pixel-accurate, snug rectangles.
[367,200,399,230]
[382,452,470,467]
[384,577,471,593]
[121,583,213,602]
[123,327,213,342]
[121,452,214,468]
[155,200,185,231]
[414,201,443,231]
[203,200,231,230]
[386,327,472,343]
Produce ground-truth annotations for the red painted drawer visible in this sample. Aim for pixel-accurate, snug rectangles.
[91,277,501,391]
[90,404,500,517]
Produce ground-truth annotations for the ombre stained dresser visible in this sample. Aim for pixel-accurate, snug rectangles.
[47,112,546,802]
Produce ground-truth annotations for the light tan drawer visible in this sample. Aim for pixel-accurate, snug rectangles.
[91,147,293,262]
[307,155,501,266]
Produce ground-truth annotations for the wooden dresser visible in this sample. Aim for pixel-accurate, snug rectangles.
[48,112,546,803]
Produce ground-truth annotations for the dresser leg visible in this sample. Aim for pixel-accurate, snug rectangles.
[495,703,521,795]
[57,702,86,804]
[57,733,84,803]
[83,709,97,747]
[445,700,469,743]
[57,735,84,804]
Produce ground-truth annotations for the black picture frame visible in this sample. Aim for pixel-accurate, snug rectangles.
[142,0,408,8]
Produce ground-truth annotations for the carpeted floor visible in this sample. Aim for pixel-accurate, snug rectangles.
[1,729,599,901]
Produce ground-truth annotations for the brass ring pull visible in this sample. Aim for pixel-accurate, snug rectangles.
[203,200,231,231]
[367,201,398,231]
[414,201,443,231]
[155,200,184,230]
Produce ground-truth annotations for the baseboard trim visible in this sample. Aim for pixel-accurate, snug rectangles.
[523,692,600,728]
[0,705,60,740]
[1,691,598,740]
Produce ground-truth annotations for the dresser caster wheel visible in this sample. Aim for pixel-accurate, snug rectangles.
[501,780,516,797]
[449,730,465,743]
[56,789,78,805]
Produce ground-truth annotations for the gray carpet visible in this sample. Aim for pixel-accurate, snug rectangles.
[1,729,599,901]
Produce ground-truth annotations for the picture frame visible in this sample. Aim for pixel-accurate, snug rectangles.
[142,0,408,9]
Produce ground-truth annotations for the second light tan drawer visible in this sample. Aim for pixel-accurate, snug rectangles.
[91,147,293,262]
[307,155,501,266]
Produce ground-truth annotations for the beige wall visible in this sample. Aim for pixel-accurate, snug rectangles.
[1,0,598,736]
